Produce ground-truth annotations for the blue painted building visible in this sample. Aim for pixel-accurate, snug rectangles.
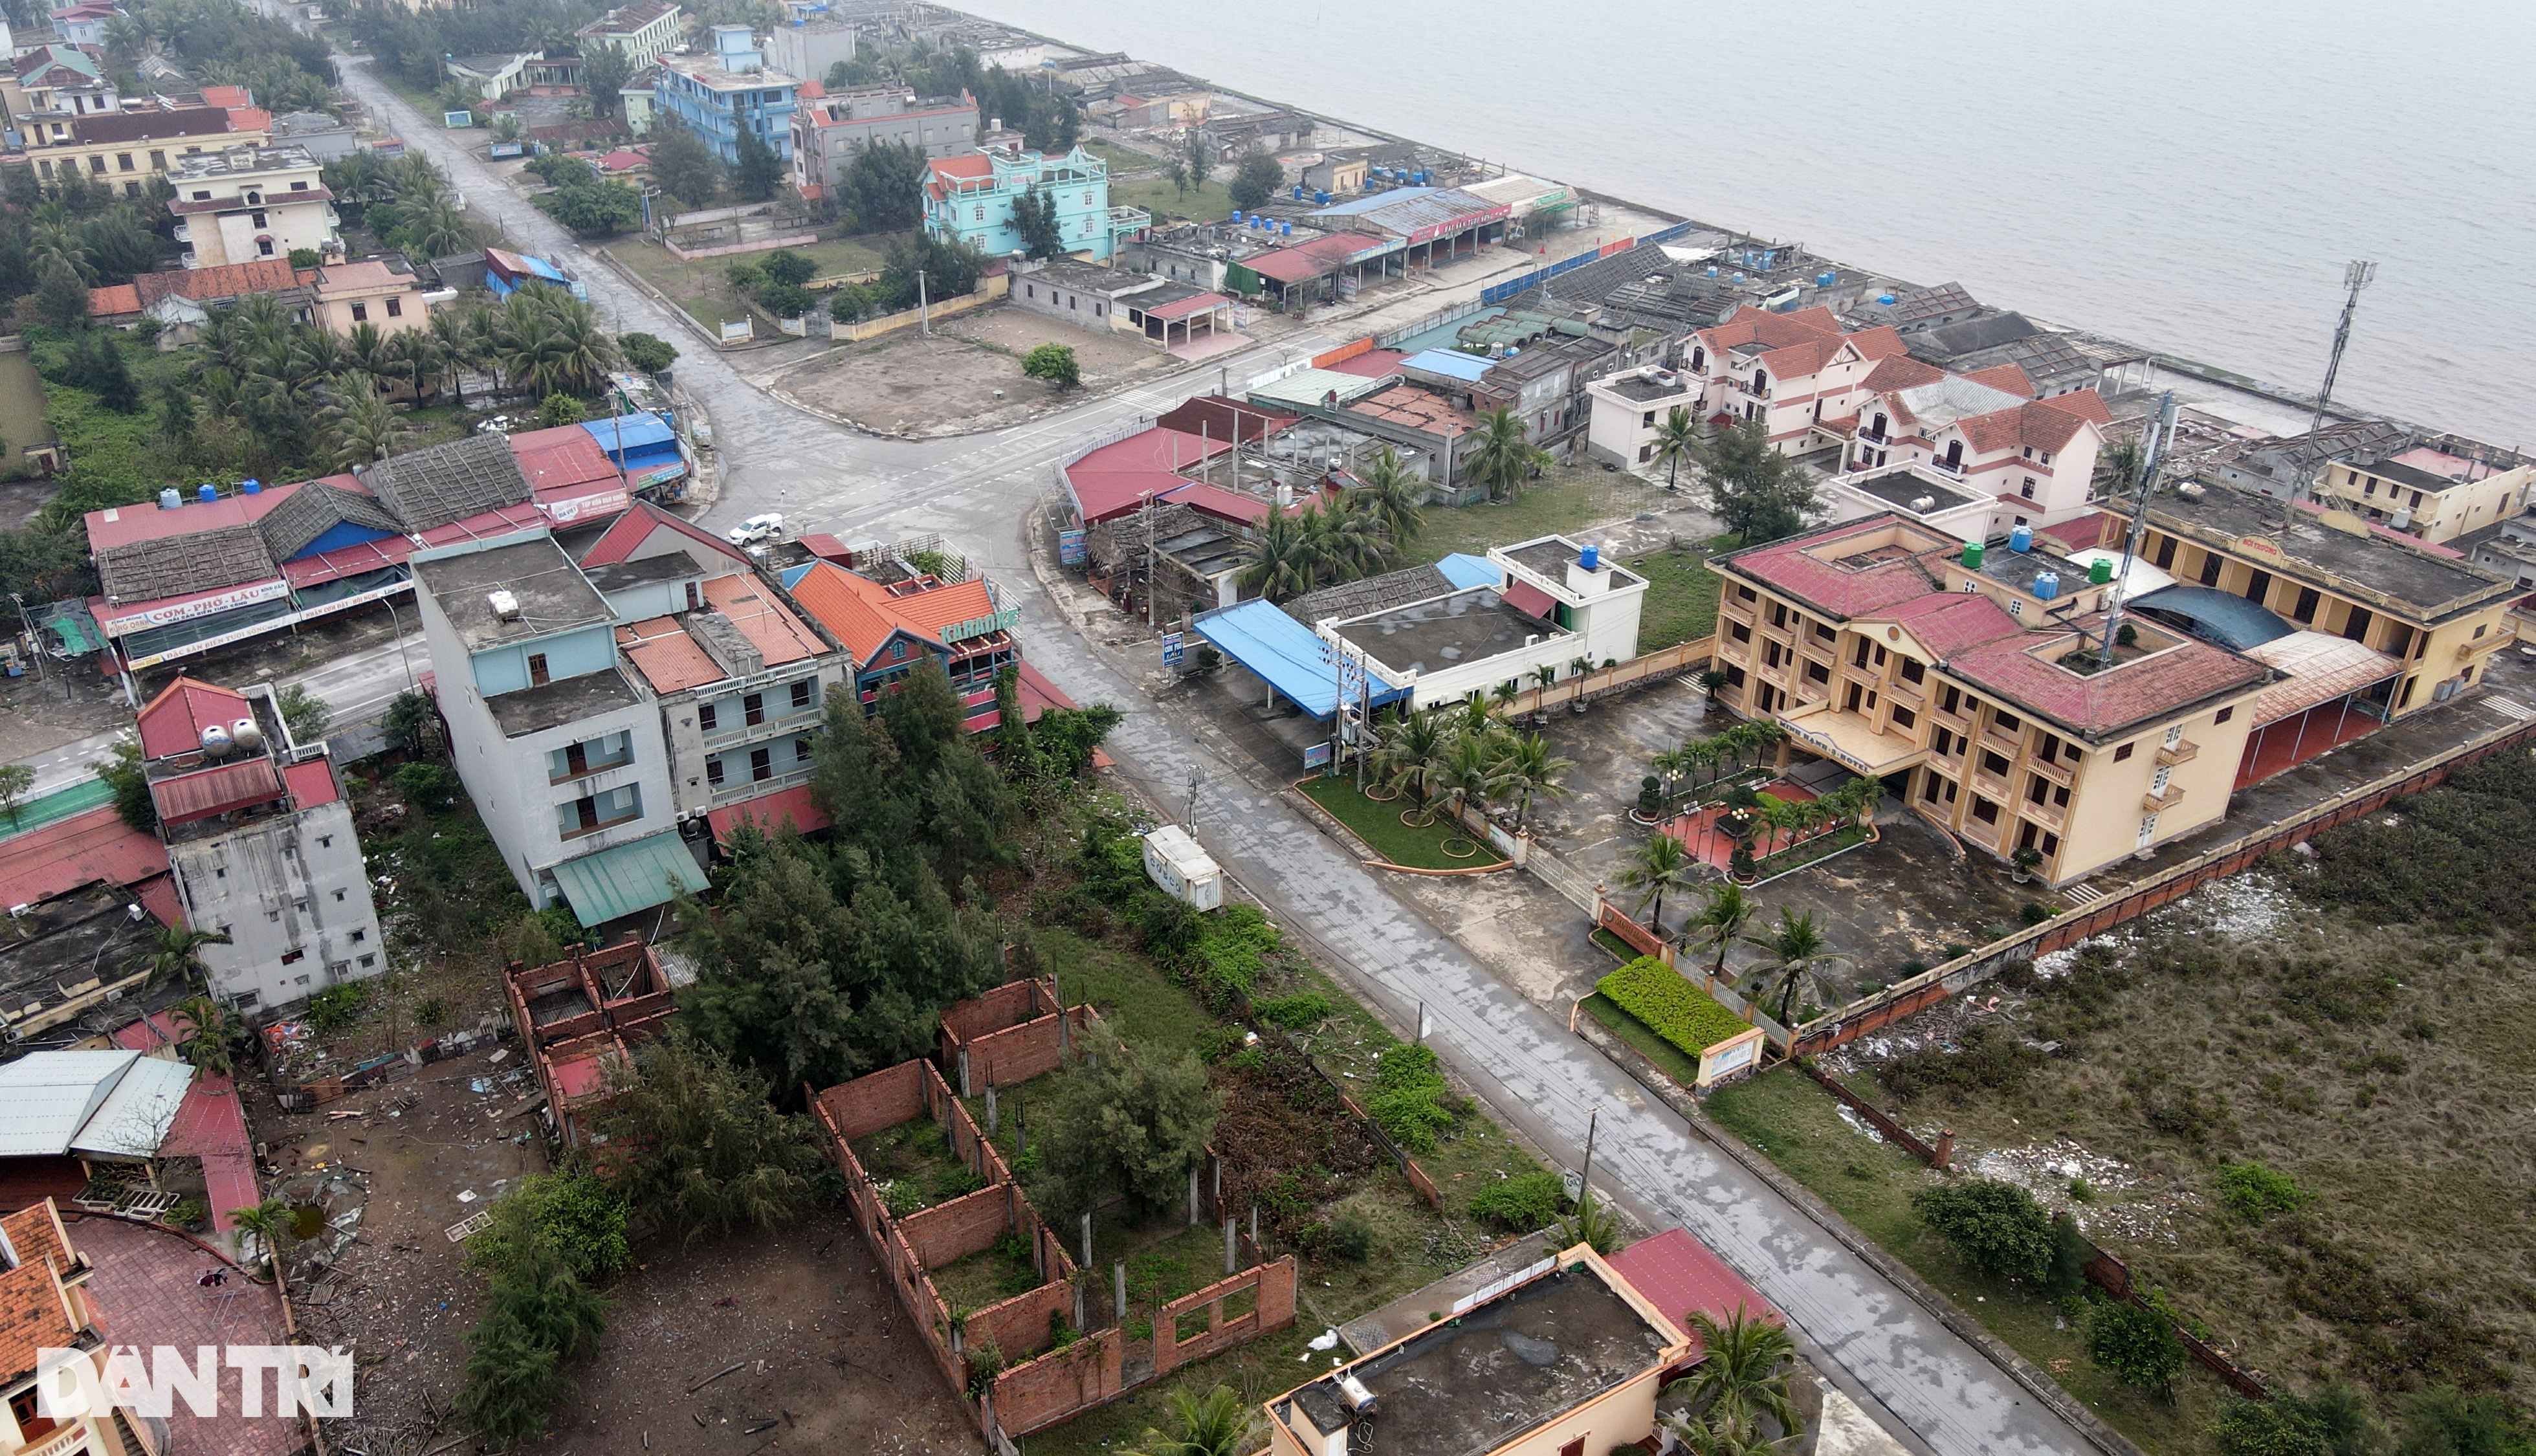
[650,25,799,166]
[923,145,1147,265]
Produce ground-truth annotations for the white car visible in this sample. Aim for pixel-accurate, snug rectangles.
[725,514,785,547]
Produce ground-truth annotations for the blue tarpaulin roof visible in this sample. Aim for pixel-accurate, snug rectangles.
[1402,348,1490,383]
[1435,553,1501,590]
[1190,599,1409,719]
[2127,585,2295,651]
[549,831,709,925]
[579,413,676,453]
[1308,185,1438,217]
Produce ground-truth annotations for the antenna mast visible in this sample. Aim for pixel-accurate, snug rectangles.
[2096,392,2178,669]
[2289,260,2377,507]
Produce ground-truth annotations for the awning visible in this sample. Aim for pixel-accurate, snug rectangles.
[2241,631,2403,725]
[2128,585,2295,651]
[549,831,709,925]
[1502,579,1558,621]
[1190,599,1409,719]
[705,785,832,844]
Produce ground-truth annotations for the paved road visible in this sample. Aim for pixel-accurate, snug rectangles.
[259,45,2102,1455]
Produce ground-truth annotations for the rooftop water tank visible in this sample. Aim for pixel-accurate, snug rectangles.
[1580,544,1600,570]
[159,488,181,511]
[231,716,265,753]
[1281,221,1292,235]
[2009,524,2034,553]
[241,478,262,494]
[1816,271,1836,286]
[2088,558,2115,585]
[199,723,232,757]
[1228,210,1242,225]
[1290,184,1303,199]
[1877,292,1897,305]
[1910,495,1936,513]
[2034,571,2061,601]
[197,483,219,503]
[1314,190,1329,205]
[1961,541,1985,569]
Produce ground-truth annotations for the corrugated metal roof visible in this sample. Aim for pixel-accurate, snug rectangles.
[0,1051,195,1159]
[1248,368,1392,410]
[549,832,709,925]
[1189,600,1406,719]
[1435,553,1503,591]
[1401,348,1489,384]
[1308,185,1438,217]
[148,756,283,826]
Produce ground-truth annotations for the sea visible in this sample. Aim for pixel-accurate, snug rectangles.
[958,0,2535,448]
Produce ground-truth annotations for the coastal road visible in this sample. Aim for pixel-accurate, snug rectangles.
[324,45,2095,1456]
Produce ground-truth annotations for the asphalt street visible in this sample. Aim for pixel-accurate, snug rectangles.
[81,40,2105,1454]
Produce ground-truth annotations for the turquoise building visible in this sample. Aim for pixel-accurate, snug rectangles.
[922,145,1148,264]
[651,25,799,166]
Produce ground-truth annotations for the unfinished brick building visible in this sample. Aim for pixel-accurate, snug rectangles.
[813,976,1299,1443]
[503,940,678,1146]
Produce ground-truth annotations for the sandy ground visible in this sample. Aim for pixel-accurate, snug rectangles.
[780,305,1180,437]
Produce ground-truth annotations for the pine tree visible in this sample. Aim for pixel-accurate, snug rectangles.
[731,126,786,203]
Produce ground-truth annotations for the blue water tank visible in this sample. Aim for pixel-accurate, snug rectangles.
[197,483,219,503]
[1281,221,1292,236]
[241,478,262,494]
[158,488,181,511]
[2009,524,2034,553]
[1291,184,1303,200]
[1580,544,1600,571]
[1228,210,1242,225]
[1732,272,1745,282]
[1816,271,1836,286]
[1877,292,1897,305]
[2034,571,2061,601]
[1706,265,1719,277]
[1314,190,1329,205]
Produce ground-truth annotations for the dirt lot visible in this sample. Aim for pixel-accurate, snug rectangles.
[778,305,1179,437]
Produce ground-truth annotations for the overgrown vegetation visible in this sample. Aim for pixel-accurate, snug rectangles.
[1596,955,1750,1058]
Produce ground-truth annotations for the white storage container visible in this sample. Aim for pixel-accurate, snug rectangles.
[1141,825,1224,910]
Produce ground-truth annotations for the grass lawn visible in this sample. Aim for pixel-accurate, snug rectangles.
[1297,778,1508,871]
[1751,823,1872,881]
[1580,993,1703,1087]
[1628,540,1721,652]
[1420,465,1666,561]
[1084,138,1165,173]
[607,238,761,331]
[1705,1069,2219,1453]
[1112,175,1235,225]
[792,232,899,280]
[1588,927,1636,964]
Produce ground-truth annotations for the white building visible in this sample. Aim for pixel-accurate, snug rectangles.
[1317,535,1648,711]
[577,0,686,70]
[1584,366,1699,470]
[137,677,386,1014]
[410,509,851,926]
[167,144,339,269]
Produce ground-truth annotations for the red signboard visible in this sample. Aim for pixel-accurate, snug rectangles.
[1406,202,1510,248]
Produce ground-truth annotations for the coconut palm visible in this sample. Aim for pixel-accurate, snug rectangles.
[133,925,233,991]
[1369,709,1452,810]
[342,320,393,382]
[1683,881,1754,980]
[1299,502,1389,582]
[1495,732,1575,830]
[170,994,241,1076]
[1615,830,1698,934]
[390,327,441,404]
[1662,1307,1804,1450]
[1236,511,1317,602]
[1462,406,1551,502]
[1652,404,1701,491]
[1123,1384,1251,1456]
[1342,445,1427,548]
[322,375,401,469]
[1533,663,1559,691]
[1741,907,1852,1026]
[2095,432,2147,498]
[429,305,480,404]
[1433,732,1509,822]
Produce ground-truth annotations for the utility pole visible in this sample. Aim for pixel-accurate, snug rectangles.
[1142,490,1158,629]
[1576,1106,1600,1220]
[9,593,41,684]
[2289,260,2376,509]
[916,268,930,336]
[1184,763,1200,823]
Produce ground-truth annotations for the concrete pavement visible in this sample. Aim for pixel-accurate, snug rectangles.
[160,42,2100,1454]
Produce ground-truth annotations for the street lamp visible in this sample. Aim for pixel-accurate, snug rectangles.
[377,590,419,690]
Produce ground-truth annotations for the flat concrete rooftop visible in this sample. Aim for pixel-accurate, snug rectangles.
[415,537,611,652]
[2150,486,2513,617]
[1336,588,1561,677]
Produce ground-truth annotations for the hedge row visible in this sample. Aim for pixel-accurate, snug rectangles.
[1597,956,1750,1059]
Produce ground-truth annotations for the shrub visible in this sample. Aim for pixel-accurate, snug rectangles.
[165,1198,208,1230]
[306,984,368,1033]
[1022,342,1080,388]
[1911,1178,2056,1285]
[2214,1160,2311,1221]
[1195,1026,1249,1064]
[1879,1024,2044,1102]
[620,332,677,373]
[2210,1395,2331,1456]
[1255,991,1331,1031]
[1596,956,1750,1059]
[2087,1300,2185,1392]
[2019,902,2056,925]
[1468,1170,1565,1232]
[396,761,458,807]
[1301,1211,1374,1262]
[469,1174,632,1281]
[1190,905,1279,997]
[1368,1043,1453,1152]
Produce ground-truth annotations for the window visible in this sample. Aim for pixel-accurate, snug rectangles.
[2341,606,2373,644]
[2244,569,2273,605]
[281,948,305,965]
[1728,621,1750,643]
[2153,535,2178,570]
[10,1385,58,1440]
[1890,704,1917,729]
[1853,639,1871,668]
[149,150,165,169]
[698,702,718,733]
[561,784,642,835]
[1994,711,2020,733]
[333,888,346,902]
[116,151,133,170]
[2214,705,2234,724]
[1981,750,2010,778]
[351,929,368,943]
[359,954,377,969]
[1972,797,2000,825]
[192,188,211,201]
[2026,773,2049,804]
[2384,623,2416,658]
[1939,685,1961,715]
[318,835,333,848]
[1932,728,1955,758]
[1735,585,1756,602]
[749,747,773,782]
[2137,813,2159,848]
[1763,642,1783,669]
[386,297,402,318]
[1901,657,1926,684]
[258,238,276,257]
[250,210,268,229]
[1805,660,1829,685]
[1814,622,1837,645]
[790,679,815,709]
[351,302,368,322]
[706,757,725,787]
[2292,586,2320,623]
[89,155,105,173]
[2198,551,2223,587]
[2114,743,2134,762]
[2020,478,2036,500]
[744,692,766,726]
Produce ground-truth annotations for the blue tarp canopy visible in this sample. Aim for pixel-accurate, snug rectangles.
[2127,585,2295,651]
[1191,599,1410,719]
[550,831,709,925]
[1401,348,1490,384]
[1435,553,1501,590]
[579,413,676,456]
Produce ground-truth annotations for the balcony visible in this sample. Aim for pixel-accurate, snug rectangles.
[711,764,813,806]
[2142,785,2186,813]
[2154,740,2198,767]
[2022,797,2066,832]
[1972,769,2011,802]
[1932,700,1970,731]
[1931,456,1966,478]
[2031,754,2075,787]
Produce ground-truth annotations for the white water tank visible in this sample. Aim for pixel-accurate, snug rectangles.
[231,716,265,753]
[200,723,233,756]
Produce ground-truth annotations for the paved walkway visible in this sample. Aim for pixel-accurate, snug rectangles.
[74,1216,298,1456]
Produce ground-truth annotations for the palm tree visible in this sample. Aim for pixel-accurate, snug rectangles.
[342,321,393,382]
[1662,1307,1804,1450]
[1236,511,1317,602]
[1495,733,1575,830]
[390,327,442,404]
[1653,405,1700,491]
[1534,663,1559,691]
[1462,406,1550,502]
[1754,795,1811,859]
[1683,881,1754,980]
[429,305,479,403]
[1741,907,1852,1026]
[1299,502,1388,582]
[1343,446,1427,548]
[2095,432,2147,499]
[229,1198,294,1263]
[1615,830,1697,935]
[134,925,233,990]
[1433,732,1508,823]
[323,376,401,469]
[170,994,240,1076]
[1369,709,1452,810]
[1123,1385,1250,1456]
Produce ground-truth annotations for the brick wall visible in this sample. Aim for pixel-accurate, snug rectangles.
[817,1059,929,1140]
[968,1281,1070,1365]
[964,1006,1092,1087]
[896,1184,1013,1270]
[939,978,1050,1052]
[1152,1256,1298,1375]
[943,1085,1014,1189]
[991,1330,1127,1437]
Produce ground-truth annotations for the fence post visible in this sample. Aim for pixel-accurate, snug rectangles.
[1114,1261,1127,1331]
[1187,1166,1200,1227]
[985,1083,998,1136]
[1223,1217,1235,1276]
[1933,1128,1955,1171]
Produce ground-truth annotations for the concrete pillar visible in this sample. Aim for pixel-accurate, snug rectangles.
[958,1048,972,1098]
[1114,1261,1127,1330]
[1934,1128,1956,1170]
[1188,1165,1200,1227]
[1223,1216,1235,1276]
[1081,1212,1092,1268]
[985,1083,998,1136]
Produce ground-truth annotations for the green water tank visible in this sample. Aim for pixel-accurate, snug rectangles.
[1961,541,1985,569]
[2089,557,2115,585]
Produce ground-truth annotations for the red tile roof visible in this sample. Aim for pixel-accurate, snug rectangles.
[91,259,314,318]
[137,676,252,760]
[0,808,171,909]
[1877,591,2024,657]
[1956,395,2107,456]
[701,573,824,667]
[575,498,749,569]
[2037,513,2111,552]
[706,784,832,843]
[196,84,252,109]
[1944,615,2269,737]
[923,151,997,201]
[1860,355,1946,397]
[788,564,1003,665]
[157,1072,258,1234]
[1846,324,1908,362]
[282,757,341,810]
[1961,362,2034,397]
[0,1201,82,1385]
[149,757,283,826]
[616,615,725,693]
[1716,518,1956,618]
[509,423,624,496]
